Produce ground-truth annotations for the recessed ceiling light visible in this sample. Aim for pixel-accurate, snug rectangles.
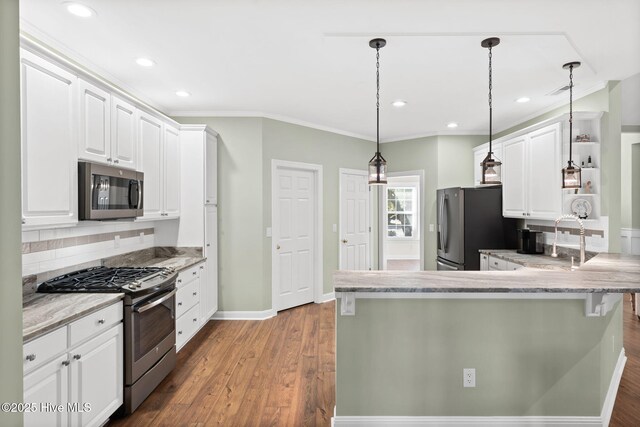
[447,122,459,129]
[64,2,95,18]
[391,100,407,108]
[135,58,155,67]
[516,97,531,103]
[175,90,190,97]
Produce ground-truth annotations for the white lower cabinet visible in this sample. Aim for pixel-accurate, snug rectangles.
[175,262,212,352]
[480,254,525,271]
[23,303,123,427]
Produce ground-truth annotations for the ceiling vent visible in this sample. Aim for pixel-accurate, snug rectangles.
[547,85,571,96]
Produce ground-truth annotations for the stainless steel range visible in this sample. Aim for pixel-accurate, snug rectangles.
[38,266,178,414]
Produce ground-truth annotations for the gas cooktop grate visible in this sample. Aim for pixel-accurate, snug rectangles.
[38,266,167,293]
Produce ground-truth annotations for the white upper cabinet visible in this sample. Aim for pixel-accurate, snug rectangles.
[138,111,164,219]
[163,124,181,218]
[78,79,111,164]
[111,96,138,169]
[205,131,218,205]
[502,123,562,220]
[20,49,78,228]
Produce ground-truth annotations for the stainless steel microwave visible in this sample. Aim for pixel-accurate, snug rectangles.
[78,162,144,220]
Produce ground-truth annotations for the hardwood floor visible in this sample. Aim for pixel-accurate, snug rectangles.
[610,294,640,426]
[111,295,640,426]
[109,301,335,427]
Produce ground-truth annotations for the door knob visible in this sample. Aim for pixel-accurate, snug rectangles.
[276,244,281,250]
[342,239,348,244]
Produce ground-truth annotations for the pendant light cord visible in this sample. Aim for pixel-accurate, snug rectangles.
[569,64,573,166]
[488,43,493,155]
[376,44,380,153]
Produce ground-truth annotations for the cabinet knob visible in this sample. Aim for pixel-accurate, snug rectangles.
[97,319,105,325]
[178,302,183,306]
[107,158,112,162]
[62,360,70,366]
[178,330,183,335]
[21,218,26,225]
[193,292,197,296]
[178,279,182,283]
[193,318,197,322]
[192,271,197,276]
[114,159,119,164]
[25,354,36,362]
[200,265,204,270]
[73,354,81,360]
[206,200,210,203]
[206,243,211,247]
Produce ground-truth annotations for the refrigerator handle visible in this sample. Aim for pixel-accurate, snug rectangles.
[438,194,444,250]
[443,194,449,253]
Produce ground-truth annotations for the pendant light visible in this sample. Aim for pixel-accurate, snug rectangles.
[480,37,502,185]
[368,38,387,185]
[562,61,582,189]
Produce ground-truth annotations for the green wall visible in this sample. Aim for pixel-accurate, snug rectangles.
[621,132,640,229]
[0,0,24,425]
[336,298,622,416]
[384,135,487,270]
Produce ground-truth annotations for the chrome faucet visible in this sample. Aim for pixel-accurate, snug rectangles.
[551,214,586,266]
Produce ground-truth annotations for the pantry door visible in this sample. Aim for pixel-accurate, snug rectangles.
[272,161,323,312]
[339,169,371,270]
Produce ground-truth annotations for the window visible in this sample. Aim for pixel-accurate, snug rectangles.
[387,187,417,238]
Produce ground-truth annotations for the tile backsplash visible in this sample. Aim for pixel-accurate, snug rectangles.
[22,221,156,277]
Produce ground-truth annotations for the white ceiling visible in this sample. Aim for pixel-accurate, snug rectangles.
[20,0,640,141]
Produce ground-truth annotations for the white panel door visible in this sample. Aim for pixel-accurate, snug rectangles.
[111,96,137,170]
[502,135,527,218]
[69,324,123,427]
[205,132,218,205]
[20,50,78,228]
[339,170,370,270]
[527,123,562,220]
[78,79,111,164]
[274,167,316,311]
[203,205,218,320]
[138,112,163,219]
[163,124,181,218]
[23,355,69,427]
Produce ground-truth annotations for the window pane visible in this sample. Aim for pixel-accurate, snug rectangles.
[404,226,413,237]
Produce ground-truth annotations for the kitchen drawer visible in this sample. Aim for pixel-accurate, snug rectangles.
[176,279,200,318]
[480,253,489,271]
[176,263,201,288]
[23,326,67,374]
[176,304,200,350]
[488,256,507,271]
[507,261,525,271]
[69,302,123,347]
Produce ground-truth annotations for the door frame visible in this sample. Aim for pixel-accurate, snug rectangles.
[271,160,324,312]
[338,168,374,270]
[378,170,425,270]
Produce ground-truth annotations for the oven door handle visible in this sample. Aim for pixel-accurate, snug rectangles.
[134,288,177,313]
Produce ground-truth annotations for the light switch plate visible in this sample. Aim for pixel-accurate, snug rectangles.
[266,227,272,237]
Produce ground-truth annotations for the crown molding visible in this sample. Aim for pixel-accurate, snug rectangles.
[381,130,487,143]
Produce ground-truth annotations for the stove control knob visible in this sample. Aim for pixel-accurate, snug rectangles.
[128,285,136,289]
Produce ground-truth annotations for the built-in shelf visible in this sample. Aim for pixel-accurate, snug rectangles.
[572,141,600,146]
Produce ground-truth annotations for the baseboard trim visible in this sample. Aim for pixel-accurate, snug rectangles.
[319,292,336,303]
[332,415,603,426]
[333,348,627,427]
[601,348,627,426]
[211,309,276,320]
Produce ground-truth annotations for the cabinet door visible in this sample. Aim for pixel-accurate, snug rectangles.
[205,133,218,205]
[24,355,69,427]
[479,253,489,271]
[138,111,163,219]
[78,79,111,164]
[111,96,138,170]
[163,124,181,218]
[527,123,562,220]
[69,324,123,427]
[502,135,527,218]
[203,205,218,319]
[20,50,78,228]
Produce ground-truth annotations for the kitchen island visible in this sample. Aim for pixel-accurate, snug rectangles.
[333,253,640,426]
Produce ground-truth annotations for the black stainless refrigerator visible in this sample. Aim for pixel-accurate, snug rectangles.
[436,186,517,271]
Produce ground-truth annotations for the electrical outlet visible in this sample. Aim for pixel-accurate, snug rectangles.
[429,224,435,232]
[463,368,476,388]
[114,235,120,248]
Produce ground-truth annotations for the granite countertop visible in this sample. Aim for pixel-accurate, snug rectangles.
[23,249,205,342]
[334,253,640,294]
[479,249,576,270]
[23,293,123,343]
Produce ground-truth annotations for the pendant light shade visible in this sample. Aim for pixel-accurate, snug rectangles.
[368,38,387,185]
[480,37,502,185]
[562,61,582,189]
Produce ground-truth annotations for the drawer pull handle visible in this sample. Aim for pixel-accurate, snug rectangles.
[25,354,36,362]
[494,262,498,265]
[62,360,70,367]
[192,271,197,276]
[178,302,183,306]
[73,354,81,360]
[97,319,105,325]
